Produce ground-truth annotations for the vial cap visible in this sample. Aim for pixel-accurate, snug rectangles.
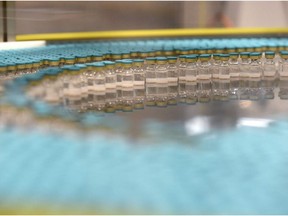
[249,52,261,57]
[213,54,221,60]
[167,56,177,60]
[280,51,288,56]
[146,57,156,61]
[186,54,198,59]
[199,54,211,60]
[265,51,275,58]
[122,60,133,64]
[94,62,106,67]
[103,61,115,65]
[229,52,239,56]
[240,52,250,57]
[219,54,230,61]
[133,59,144,63]
[156,57,167,61]
[75,64,87,68]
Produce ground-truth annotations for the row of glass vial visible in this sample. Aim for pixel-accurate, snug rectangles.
[0,46,286,78]
[0,49,286,77]
[23,51,288,113]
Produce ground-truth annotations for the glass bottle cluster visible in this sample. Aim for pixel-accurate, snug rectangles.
[2,38,288,114]
[15,51,288,113]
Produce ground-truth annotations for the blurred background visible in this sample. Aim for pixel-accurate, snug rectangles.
[2,1,288,41]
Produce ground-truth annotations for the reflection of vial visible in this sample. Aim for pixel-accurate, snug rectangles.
[197,54,212,102]
[43,73,61,106]
[178,55,187,103]
[239,52,251,100]
[219,54,230,101]
[25,76,45,102]
[249,52,262,100]
[263,51,276,99]
[211,54,221,100]
[155,57,168,107]
[145,57,157,106]
[133,59,145,109]
[229,52,240,100]
[121,60,134,111]
[167,56,178,105]
[185,55,198,104]
[278,51,288,99]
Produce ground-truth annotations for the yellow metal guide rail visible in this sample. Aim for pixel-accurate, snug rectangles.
[16,27,288,41]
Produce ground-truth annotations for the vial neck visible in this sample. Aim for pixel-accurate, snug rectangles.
[229,58,238,64]
[241,58,250,64]
[251,58,260,64]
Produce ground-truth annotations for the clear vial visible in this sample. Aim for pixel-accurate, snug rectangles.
[93,63,106,111]
[211,54,221,100]
[178,55,187,103]
[31,61,40,74]
[115,60,124,110]
[64,57,75,66]
[167,56,178,105]
[104,62,117,113]
[133,59,145,109]
[6,63,17,80]
[197,54,212,102]
[121,60,134,111]
[263,51,276,99]
[155,57,168,107]
[185,55,198,104]
[145,57,157,106]
[15,63,25,77]
[79,63,92,111]
[25,62,34,74]
[218,54,231,101]
[82,63,96,111]
[62,67,83,112]
[278,51,288,99]
[239,52,251,100]
[229,52,240,100]
[249,52,262,100]
[81,63,106,112]
[74,64,88,112]
[49,59,59,69]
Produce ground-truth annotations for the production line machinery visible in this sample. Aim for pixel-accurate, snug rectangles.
[1,28,288,214]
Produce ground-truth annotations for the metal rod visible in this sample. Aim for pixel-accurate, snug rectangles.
[2,1,8,42]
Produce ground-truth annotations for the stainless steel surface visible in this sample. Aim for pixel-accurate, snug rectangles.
[111,91,286,141]
[6,1,15,42]
[14,1,183,35]
[0,1,3,42]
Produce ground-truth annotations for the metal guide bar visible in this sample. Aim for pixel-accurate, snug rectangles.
[16,28,288,42]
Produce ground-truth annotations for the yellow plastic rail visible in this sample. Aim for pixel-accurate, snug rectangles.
[16,28,288,41]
